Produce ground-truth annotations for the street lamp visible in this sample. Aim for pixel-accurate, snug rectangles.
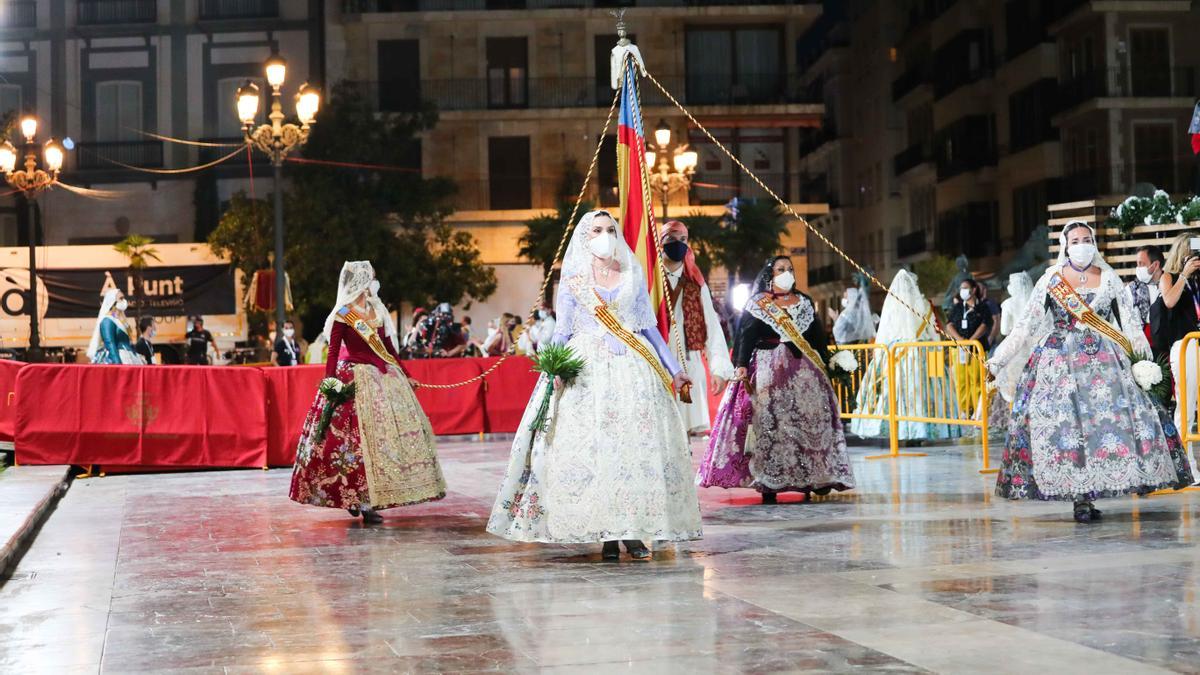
[644,119,698,218]
[1,115,66,362]
[237,54,320,333]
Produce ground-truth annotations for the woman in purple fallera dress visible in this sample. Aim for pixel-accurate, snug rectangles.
[698,256,855,503]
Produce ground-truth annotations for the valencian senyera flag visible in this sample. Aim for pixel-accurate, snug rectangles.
[616,58,671,339]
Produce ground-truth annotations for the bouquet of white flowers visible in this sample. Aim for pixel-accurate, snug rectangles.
[827,349,859,391]
[314,377,356,442]
[1130,354,1170,407]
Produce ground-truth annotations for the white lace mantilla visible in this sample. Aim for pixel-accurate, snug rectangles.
[746,293,815,344]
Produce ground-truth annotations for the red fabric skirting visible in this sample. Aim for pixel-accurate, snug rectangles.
[0,359,25,442]
[15,357,539,469]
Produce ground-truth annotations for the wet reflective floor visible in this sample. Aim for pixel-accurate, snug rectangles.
[1,439,1198,673]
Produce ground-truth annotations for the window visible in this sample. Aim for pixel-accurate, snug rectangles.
[1008,79,1058,153]
[1012,181,1049,247]
[1133,124,1174,190]
[1129,29,1171,96]
[0,84,20,120]
[597,134,619,207]
[685,27,782,105]
[488,136,531,210]
[486,38,528,109]
[378,40,420,112]
[95,81,142,142]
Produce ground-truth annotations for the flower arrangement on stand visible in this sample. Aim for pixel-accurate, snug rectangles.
[1109,192,1200,235]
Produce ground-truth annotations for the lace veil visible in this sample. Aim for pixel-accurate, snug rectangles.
[322,261,398,345]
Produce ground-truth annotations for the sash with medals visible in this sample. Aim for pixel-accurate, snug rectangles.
[1046,272,1134,357]
[754,295,832,386]
[586,288,675,395]
[337,306,402,368]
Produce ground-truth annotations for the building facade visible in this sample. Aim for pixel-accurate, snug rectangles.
[0,0,322,247]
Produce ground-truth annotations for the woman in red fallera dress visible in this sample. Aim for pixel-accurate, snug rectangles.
[289,261,446,524]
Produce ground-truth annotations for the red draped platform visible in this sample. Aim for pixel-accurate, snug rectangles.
[14,357,539,470]
[0,359,25,443]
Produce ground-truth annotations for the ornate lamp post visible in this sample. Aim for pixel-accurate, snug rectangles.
[644,119,698,218]
[236,54,320,334]
[1,116,66,362]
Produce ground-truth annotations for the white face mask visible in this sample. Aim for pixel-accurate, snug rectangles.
[959,288,972,300]
[283,328,295,338]
[115,299,128,311]
[589,232,616,259]
[1135,266,1153,284]
[369,280,380,297]
[1067,242,1097,267]
[773,271,795,291]
[537,310,547,319]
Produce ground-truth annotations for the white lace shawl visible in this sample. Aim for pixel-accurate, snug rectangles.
[745,292,815,343]
[988,264,1150,402]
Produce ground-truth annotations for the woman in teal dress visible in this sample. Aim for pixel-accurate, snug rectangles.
[86,289,141,365]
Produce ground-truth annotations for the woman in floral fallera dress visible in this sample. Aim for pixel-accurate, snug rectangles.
[289,261,446,524]
[989,222,1192,523]
[699,256,855,503]
[486,211,700,561]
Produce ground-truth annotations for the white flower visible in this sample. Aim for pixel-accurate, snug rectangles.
[1132,360,1163,391]
[1144,214,1154,225]
[1154,189,1169,200]
[830,350,858,372]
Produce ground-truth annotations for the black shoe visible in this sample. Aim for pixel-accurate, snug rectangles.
[761,492,778,504]
[1089,506,1102,520]
[361,508,383,524]
[623,540,651,560]
[602,541,620,561]
[1073,501,1095,524]
[813,486,833,497]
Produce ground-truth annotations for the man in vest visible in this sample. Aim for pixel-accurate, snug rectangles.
[1126,244,1165,344]
[661,221,734,435]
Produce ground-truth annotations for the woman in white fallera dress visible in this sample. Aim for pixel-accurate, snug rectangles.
[487,210,700,560]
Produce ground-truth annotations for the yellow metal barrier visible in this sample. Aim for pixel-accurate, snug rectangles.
[1160,331,1200,495]
[831,340,991,470]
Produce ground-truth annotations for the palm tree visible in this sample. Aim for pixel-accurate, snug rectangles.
[113,234,162,331]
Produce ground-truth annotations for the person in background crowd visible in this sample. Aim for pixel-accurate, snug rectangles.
[529,305,557,353]
[979,283,1002,355]
[402,308,428,353]
[134,316,156,365]
[290,261,446,524]
[989,221,1192,522]
[1152,233,1200,484]
[186,316,217,365]
[483,313,515,356]
[305,332,328,365]
[413,303,467,358]
[660,220,734,434]
[1000,273,1034,340]
[700,255,855,503]
[832,278,875,346]
[462,316,483,357]
[87,289,140,365]
[946,278,993,418]
[272,319,303,367]
[1127,244,1165,342]
[510,315,528,355]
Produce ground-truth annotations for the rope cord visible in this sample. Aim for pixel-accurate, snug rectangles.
[78,143,247,175]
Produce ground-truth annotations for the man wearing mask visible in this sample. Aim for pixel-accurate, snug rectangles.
[1126,244,1165,341]
[135,316,156,365]
[661,220,734,434]
[272,319,303,367]
[530,304,556,353]
[186,316,217,365]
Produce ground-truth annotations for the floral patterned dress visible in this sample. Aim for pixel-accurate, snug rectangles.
[994,279,1192,501]
[699,292,855,494]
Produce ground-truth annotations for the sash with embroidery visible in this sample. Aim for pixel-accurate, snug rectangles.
[337,306,402,368]
[588,289,675,395]
[754,295,832,386]
[1046,273,1134,357]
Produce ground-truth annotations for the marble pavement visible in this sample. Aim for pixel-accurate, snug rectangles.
[1,439,1197,674]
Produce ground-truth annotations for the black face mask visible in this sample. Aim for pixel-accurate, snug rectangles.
[663,240,689,263]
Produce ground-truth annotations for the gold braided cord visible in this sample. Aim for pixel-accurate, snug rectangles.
[639,67,982,367]
[78,143,247,175]
[131,129,246,148]
[411,85,623,390]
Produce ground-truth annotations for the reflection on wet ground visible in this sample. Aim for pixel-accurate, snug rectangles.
[1,439,1197,673]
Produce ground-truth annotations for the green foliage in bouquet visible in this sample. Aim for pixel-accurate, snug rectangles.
[314,377,356,442]
[1129,353,1172,409]
[528,344,586,434]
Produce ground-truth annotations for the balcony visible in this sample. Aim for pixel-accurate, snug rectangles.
[1004,0,1050,62]
[76,141,164,170]
[936,201,999,258]
[894,142,933,176]
[1057,162,1196,202]
[692,172,797,205]
[897,0,956,42]
[344,0,819,11]
[933,31,994,99]
[798,123,838,157]
[892,62,932,102]
[797,174,837,207]
[1057,67,1199,113]
[355,73,812,113]
[199,0,279,19]
[0,0,36,28]
[78,0,157,25]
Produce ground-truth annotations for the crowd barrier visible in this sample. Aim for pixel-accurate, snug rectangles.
[13,356,540,471]
[830,340,992,472]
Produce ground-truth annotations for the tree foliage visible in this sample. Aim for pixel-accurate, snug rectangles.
[718,198,790,283]
[675,212,722,277]
[113,234,162,329]
[208,82,496,340]
[912,255,958,300]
